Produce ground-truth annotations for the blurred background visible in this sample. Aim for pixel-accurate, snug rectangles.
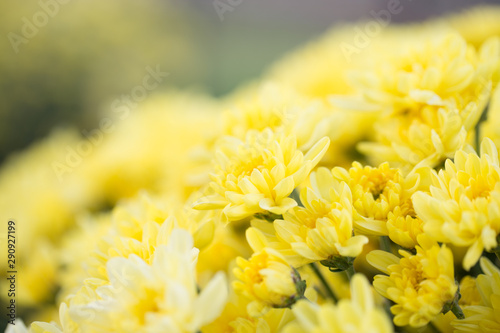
[0,0,499,163]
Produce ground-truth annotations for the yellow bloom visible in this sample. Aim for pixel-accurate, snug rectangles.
[282,274,393,333]
[413,138,500,270]
[458,276,482,307]
[233,248,305,316]
[248,167,368,267]
[367,235,457,327]
[444,5,500,48]
[347,32,500,169]
[202,288,293,333]
[431,275,482,333]
[331,161,423,246]
[73,192,216,288]
[196,220,252,287]
[386,203,425,249]
[452,257,500,332]
[222,83,332,153]
[194,128,330,222]
[34,229,228,333]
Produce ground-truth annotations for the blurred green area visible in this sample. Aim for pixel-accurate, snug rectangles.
[0,0,207,162]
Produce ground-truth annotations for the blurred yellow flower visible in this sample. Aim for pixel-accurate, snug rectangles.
[348,32,500,169]
[444,5,500,48]
[413,138,500,270]
[367,235,457,327]
[223,83,332,152]
[194,128,330,222]
[452,257,500,333]
[282,274,393,333]
[33,229,228,333]
[233,248,305,316]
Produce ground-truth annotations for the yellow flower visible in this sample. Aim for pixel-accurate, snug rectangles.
[74,193,216,287]
[413,138,500,270]
[233,248,305,316]
[194,128,330,222]
[248,167,368,267]
[444,5,500,48]
[346,32,500,169]
[282,274,393,333]
[222,83,332,153]
[458,276,482,307]
[202,289,293,333]
[367,235,458,327]
[34,229,228,333]
[431,274,482,333]
[196,220,252,287]
[386,203,425,249]
[452,257,500,333]
[331,161,422,246]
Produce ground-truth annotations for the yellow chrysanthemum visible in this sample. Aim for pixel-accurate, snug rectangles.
[345,32,500,169]
[452,257,500,333]
[233,248,305,316]
[413,138,500,270]
[431,274,482,333]
[247,167,368,268]
[33,229,228,333]
[194,128,330,222]
[282,274,393,333]
[202,287,293,333]
[444,5,500,48]
[78,193,215,285]
[222,83,332,152]
[367,235,458,327]
[459,276,482,307]
[196,220,252,287]
[331,161,423,247]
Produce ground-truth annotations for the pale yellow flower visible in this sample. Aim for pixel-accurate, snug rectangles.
[194,128,330,222]
[222,83,332,152]
[413,138,500,270]
[458,276,482,307]
[247,167,368,268]
[282,274,393,333]
[233,248,305,316]
[367,235,457,327]
[202,287,293,333]
[452,257,500,333]
[34,229,228,333]
[76,193,216,286]
[332,161,423,247]
[386,203,425,249]
[346,32,500,169]
[5,319,29,333]
[431,274,483,333]
[444,5,500,48]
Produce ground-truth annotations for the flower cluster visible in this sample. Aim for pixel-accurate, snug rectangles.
[3,5,500,333]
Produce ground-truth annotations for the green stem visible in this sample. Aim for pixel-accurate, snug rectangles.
[309,263,338,303]
[451,299,465,320]
[379,236,392,253]
[475,101,489,152]
[345,264,356,280]
[492,245,500,262]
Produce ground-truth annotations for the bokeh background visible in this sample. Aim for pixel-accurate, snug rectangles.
[1,0,499,164]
